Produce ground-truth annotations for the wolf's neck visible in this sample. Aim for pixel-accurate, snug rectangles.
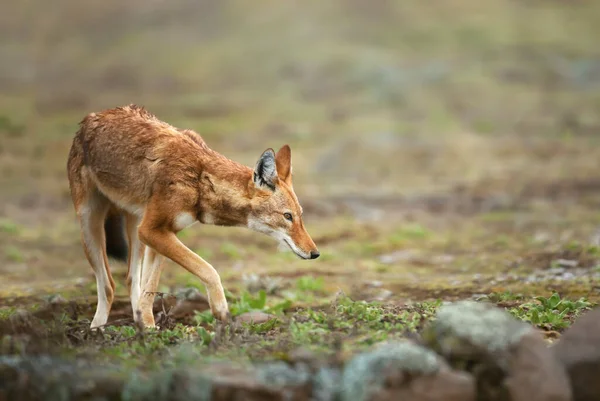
[197,152,254,227]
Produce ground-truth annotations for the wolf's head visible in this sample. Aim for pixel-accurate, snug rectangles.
[247,145,319,260]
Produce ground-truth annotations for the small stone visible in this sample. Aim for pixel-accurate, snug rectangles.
[554,307,600,401]
[242,273,283,294]
[378,249,418,264]
[554,259,578,268]
[372,289,392,301]
[432,254,455,265]
[175,287,208,302]
[533,231,551,243]
[9,309,31,325]
[46,294,67,304]
[235,311,276,325]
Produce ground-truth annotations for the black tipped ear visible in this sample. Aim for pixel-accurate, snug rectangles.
[253,148,278,191]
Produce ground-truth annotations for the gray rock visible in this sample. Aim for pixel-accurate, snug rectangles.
[423,301,572,401]
[369,366,475,401]
[45,294,67,304]
[342,340,475,401]
[175,287,208,302]
[554,259,578,268]
[242,273,284,295]
[506,331,573,401]
[554,307,600,401]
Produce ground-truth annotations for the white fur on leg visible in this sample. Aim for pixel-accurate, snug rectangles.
[80,207,112,329]
[138,246,163,328]
[141,246,160,291]
[202,263,229,321]
[128,237,143,318]
[91,277,110,329]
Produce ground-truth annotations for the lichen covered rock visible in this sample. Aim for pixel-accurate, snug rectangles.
[0,355,125,401]
[423,300,532,359]
[342,340,475,401]
[122,369,212,401]
[423,300,572,401]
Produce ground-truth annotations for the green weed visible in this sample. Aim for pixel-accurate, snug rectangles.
[248,318,280,334]
[177,229,192,240]
[296,276,325,293]
[100,323,208,363]
[193,310,215,326]
[194,290,293,326]
[4,245,24,262]
[485,291,525,303]
[0,307,17,320]
[508,292,592,330]
[220,242,242,260]
[0,115,25,136]
[194,247,214,260]
[196,327,214,345]
[0,219,20,234]
[229,290,292,316]
[389,224,432,244]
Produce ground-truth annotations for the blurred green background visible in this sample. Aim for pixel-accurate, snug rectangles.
[1,0,600,304]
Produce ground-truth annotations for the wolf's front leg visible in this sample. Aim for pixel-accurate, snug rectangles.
[138,227,230,323]
[137,246,165,328]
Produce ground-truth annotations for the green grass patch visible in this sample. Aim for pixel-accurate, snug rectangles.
[296,276,325,293]
[4,245,24,263]
[0,219,20,235]
[507,292,592,331]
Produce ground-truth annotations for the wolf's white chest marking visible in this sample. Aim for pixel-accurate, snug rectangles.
[173,212,197,231]
[202,212,216,225]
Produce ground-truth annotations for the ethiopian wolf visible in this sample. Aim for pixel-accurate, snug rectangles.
[67,105,319,329]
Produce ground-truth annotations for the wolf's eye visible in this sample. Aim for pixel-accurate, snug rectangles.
[283,212,293,222]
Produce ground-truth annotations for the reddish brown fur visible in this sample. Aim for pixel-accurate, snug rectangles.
[67,105,318,329]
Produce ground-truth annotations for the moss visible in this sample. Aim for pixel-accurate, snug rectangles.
[122,369,212,401]
[0,356,126,401]
[0,306,17,320]
[0,355,216,401]
[255,361,311,389]
[341,341,440,401]
[0,218,20,234]
[312,367,342,401]
[122,370,174,401]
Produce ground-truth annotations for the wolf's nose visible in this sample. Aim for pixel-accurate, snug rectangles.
[310,250,320,259]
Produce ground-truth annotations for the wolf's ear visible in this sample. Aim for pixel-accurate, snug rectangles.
[253,148,278,191]
[275,144,292,185]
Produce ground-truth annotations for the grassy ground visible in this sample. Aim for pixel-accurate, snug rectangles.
[1,0,600,372]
